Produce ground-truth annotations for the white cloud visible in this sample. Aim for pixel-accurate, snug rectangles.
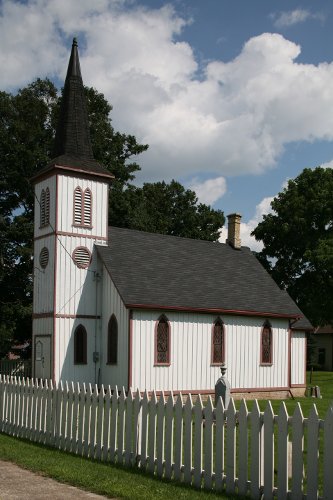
[1,2,333,184]
[189,176,227,205]
[220,196,274,251]
[272,9,324,29]
[321,159,333,169]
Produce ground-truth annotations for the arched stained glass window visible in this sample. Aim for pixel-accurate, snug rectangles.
[155,316,170,365]
[261,321,273,364]
[74,324,87,364]
[107,314,118,364]
[212,318,225,364]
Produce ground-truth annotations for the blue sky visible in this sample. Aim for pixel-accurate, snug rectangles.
[1,0,333,248]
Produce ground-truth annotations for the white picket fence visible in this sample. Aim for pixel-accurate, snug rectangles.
[0,376,333,499]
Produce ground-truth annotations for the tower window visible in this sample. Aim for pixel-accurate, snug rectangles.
[74,324,87,364]
[212,318,225,365]
[40,188,50,227]
[155,316,170,365]
[261,321,273,364]
[107,314,118,364]
[73,186,92,227]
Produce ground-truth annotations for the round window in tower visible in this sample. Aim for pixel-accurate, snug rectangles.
[72,246,91,269]
[39,247,49,269]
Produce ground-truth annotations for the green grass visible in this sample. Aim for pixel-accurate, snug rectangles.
[0,433,241,500]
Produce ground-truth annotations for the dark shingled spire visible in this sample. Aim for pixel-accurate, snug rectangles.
[32,38,113,182]
[53,37,94,160]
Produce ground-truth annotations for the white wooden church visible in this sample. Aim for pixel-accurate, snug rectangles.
[32,39,311,398]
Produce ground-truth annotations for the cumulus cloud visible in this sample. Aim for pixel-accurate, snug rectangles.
[219,196,274,251]
[321,159,333,169]
[189,176,227,205]
[271,9,325,29]
[1,1,333,183]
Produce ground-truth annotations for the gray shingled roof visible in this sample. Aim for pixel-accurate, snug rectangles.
[96,226,312,327]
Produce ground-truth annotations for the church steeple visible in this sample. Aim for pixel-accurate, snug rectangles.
[53,37,94,161]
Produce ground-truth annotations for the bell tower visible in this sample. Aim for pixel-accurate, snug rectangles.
[31,38,114,382]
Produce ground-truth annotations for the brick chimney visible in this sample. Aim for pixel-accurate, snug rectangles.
[226,213,242,249]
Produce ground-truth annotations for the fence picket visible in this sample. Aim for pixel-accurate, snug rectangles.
[109,386,119,462]
[225,399,236,494]
[250,400,262,498]
[214,397,225,492]
[238,399,249,496]
[83,384,92,457]
[103,386,112,462]
[306,404,319,499]
[77,382,85,456]
[117,388,126,464]
[96,384,105,461]
[263,401,275,500]
[164,393,174,480]
[13,378,20,437]
[183,395,193,484]
[291,403,304,499]
[203,396,214,490]
[89,385,98,458]
[65,382,74,452]
[156,392,165,477]
[133,389,142,466]
[173,394,183,481]
[277,402,289,499]
[71,382,79,453]
[125,389,134,466]
[60,381,69,451]
[193,395,203,488]
[139,390,149,469]
[323,406,333,499]
[148,391,157,474]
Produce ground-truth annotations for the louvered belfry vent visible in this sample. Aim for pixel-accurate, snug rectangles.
[72,246,91,269]
[83,188,92,226]
[45,187,50,225]
[40,189,46,226]
[73,186,92,227]
[39,247,49,269]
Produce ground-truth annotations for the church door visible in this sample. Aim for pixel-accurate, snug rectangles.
[34,336,51,380]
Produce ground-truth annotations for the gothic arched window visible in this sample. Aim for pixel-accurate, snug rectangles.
[73,186,92,227]
[261,321,273,364]
[107,314,118,364]
[212,318,225,365]
[155,316,170,365]
[74,324,87,364]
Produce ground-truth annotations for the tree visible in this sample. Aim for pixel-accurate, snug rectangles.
[252,167,333,326]
[111,180,224,241]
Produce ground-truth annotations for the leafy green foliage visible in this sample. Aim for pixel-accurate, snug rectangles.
[252,167,333,326]
[110,180,224,241]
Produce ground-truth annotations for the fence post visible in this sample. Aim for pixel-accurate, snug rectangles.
[215,363,231,408]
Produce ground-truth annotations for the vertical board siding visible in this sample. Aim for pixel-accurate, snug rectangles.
[291,332,306,385]
[100,270,129,389]
[1,377,330,500]
[131,311,290,392]
[33,236,55,313]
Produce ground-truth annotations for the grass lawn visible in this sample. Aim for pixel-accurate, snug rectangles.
[0,433,242,500]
